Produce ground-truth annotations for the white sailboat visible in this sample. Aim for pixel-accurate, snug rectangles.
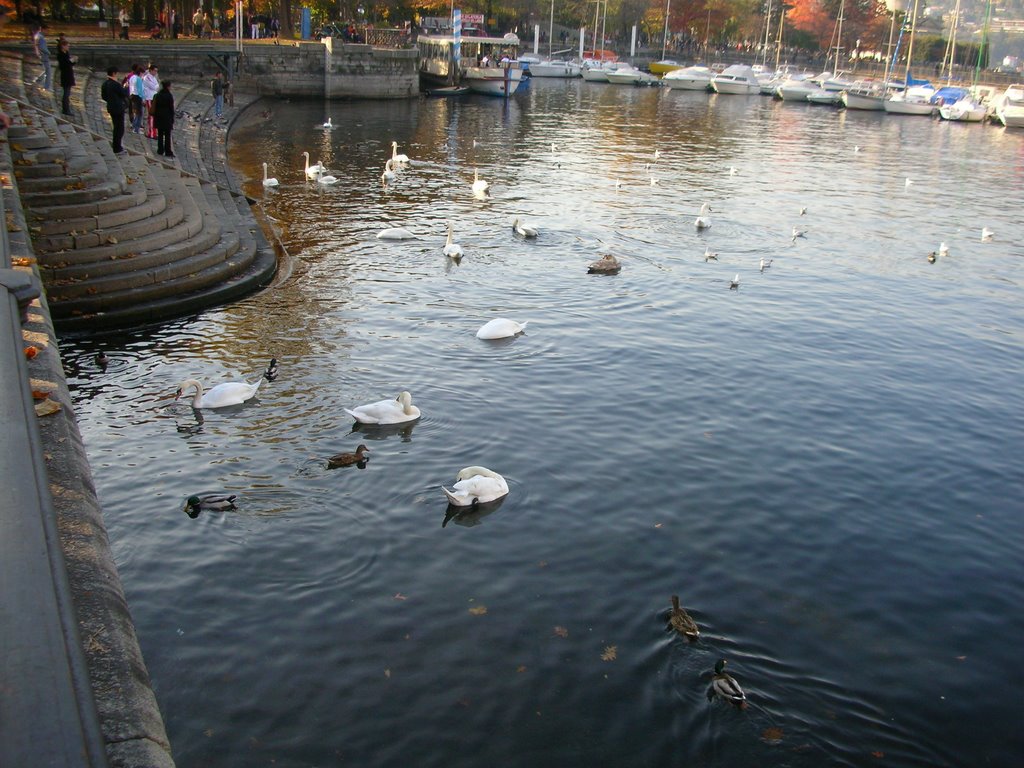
[939,0,992,123]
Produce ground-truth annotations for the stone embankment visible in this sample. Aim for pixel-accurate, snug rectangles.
[0,47,285,767]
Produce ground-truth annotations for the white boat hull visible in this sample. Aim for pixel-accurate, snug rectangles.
[842,90,885,110]
[581,66,610,82]
[807,90,841,105]
[712,79,759,95]
[605,68,659,85]
[529,61,581,78]
[463,65,523,97]
[662,67,713,90]
[939,98,987,122]
[883,98,935,116]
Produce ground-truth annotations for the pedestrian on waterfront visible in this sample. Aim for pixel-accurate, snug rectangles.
[31,24,52,92]
[202,12,212,38]
[191,7,202,37]
[119,7,130,40]
[100,66,128,153]
[211,70,225,118]
[128,63,145,132]
[56,37,75,115]
[143,64,160,138]
[153,80,175,158]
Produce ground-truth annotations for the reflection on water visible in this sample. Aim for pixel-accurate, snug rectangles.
[61,79,1024,768]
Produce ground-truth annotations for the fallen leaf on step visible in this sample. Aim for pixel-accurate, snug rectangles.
[24,345,38,359]
[35,398,62,416]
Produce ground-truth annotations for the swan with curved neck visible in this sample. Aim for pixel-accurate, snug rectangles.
[442,466,509,507]
[694,202,712,230]
[175,377,263,409]
[391,141,410,164]
[344,391,421,425]
[443,221,464,258]
[262,162,279,187]
[471,169,489,196]
[302,151,327,179]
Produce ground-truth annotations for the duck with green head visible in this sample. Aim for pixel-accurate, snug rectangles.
[184,493,237,518]
[707,659,747,708]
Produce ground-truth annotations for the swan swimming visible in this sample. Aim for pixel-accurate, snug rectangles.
[442,466,509,507]
[262,162,279,187]
[376,227,417,240]
[792,226,807,240]
[316,169,339,185]
[443,221,464,258]
[938,242,949,257]
[476,318,528,340]
[905,177,914,188]
[760,258,772,272]
[695,203,712,230]
[391,141,410,165]
[302,151,327,179]
[471,168,489,196]
[512,218,538,238]
[381,158,397,184]
[344,391,421,424]
[322,117,334,130]
[175,370,269,409]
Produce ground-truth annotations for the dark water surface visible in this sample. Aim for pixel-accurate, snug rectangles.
[62,80,1024,767]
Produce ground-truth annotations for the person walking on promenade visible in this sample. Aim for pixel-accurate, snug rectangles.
[153,80,175,158]
[191,7,202,37]
[212,70,225,118]
[56,37,75,115]
[143,64,160,139]
[119,7,130,40]
[32,24,52,91]
[100,66,128,153]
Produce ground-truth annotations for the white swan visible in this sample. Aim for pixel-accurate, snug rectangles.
[381,158,397,184]
[938,242,949,257]
[694,202,712,230]
[512,218,538,238]
[981,227,994,242]
[471,168,489,196]
[792,226,807,240]
[442,466,509,507]
[476,318,528,340]
[905,177,914,188]
[376,227,417,240]
[322,117,333,129]
[262,162,278,187]
[344,391,420,424]
[175,377,263,409]
[302,151,327,179]
[443,221,464,258]
[391,140,410,165]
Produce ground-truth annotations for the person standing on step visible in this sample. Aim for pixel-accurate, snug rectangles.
[143,64,160,139]
[128,63,145,133]
[56,37,75,115]
[101,66,128,154]
[119,7,130,40]
[153,80,175,158]
[212,70,224,119]
[31,24,52,92]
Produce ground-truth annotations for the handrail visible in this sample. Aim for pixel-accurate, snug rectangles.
[0,145,110,768]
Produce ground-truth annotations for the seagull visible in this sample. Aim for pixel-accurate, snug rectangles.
[792,226,807,241]
[905,177,914,188]
[938,242,949,257]
[981,227,994,242]
[729,274,740,290]
[703,248,718,262]
[728,166,738,175]
[799,206,807,216]
[760,257,772,272]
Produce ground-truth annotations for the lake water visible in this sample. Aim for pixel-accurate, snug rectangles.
[61,79,1024,767]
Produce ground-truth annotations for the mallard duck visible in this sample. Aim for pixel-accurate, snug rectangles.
[695,203,712,230]
[185,493,237,518]
[927,251,937,264]
[669,595,699,640]
[442,466,509,507]
[512,218,538,238]
[264,358,279,382]
[588,254,621,275]
[95,350,110,368]
[707,659,747,708]
[476,318,528,339]
[345,391,420,425]
[327,444,370,468]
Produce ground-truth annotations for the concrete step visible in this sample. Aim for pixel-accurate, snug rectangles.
[21,136,131,207]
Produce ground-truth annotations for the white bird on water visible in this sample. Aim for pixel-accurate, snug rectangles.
[442,466,509,507]
[316,170,339,185]
[476,318,528,340]
[981,227,994,242]
[381,158,397,184]
[905,177,914,188]
[792,226,807,241]
[471,168,489,196]
[322,117,334,130]
[261,162,278,187]
[175,361,275,409]
[390,141,410,165]
[302,151,327,179]
[729,274,740,290]
[377,226,417,240]
[695,202,712,230]
[938,242,949,257]
[345,391,421,425]
[704,248,718,262]
[443,221,464,259]
[729,166,738,176]
[512,218,538,238]
[760,257,772,272]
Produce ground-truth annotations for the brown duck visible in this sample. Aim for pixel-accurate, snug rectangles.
[669,595,700,640]
[327,444,370,468]
[588,254,621,274]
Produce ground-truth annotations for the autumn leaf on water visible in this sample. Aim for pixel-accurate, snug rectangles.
[553,626,569,638]
[761,727,784,744]
[516,665,527,673]
[871,751,884,759]
[601,645,617,661]
[468,605,488,616]
[393,593,407,601]
[384,669,391,679]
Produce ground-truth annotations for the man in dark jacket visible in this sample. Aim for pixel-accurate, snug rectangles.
[152,80,175,158]
[100,65,128,153]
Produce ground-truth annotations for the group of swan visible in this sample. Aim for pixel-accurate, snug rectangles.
[382,142,410,185]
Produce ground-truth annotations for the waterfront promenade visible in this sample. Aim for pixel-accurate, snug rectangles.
[0,41,286,766]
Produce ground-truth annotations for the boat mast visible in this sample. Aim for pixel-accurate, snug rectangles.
[591,0,599,54]
[703,7,712,59]
[761,0,773,68]
[973,0,992,89]
[833,0,845,72]
[661,0,671,60]
[903,0,921,83]
[773,6,784,71]
[548,0,554,58]
[941,0,960,84]
[599,0,608,59]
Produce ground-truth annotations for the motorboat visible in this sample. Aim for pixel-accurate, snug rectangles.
[581,61,614,82]
[462,61,524,96]
[938,93,988,122]
[994,84,1024,127]
[605,64,659,85]
[649,59,684,75]
[711,64,760,95]
[527,59,582,78]
[884,85,937,116]
[775,74,818,102]
[841,81,886,110]
[662,65,714,91]
[806,89,842,105]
